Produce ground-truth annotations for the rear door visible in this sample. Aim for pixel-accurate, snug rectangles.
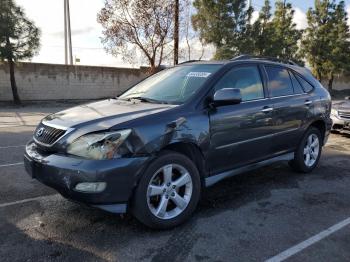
[208,64,275,174]
[264,65,313,154]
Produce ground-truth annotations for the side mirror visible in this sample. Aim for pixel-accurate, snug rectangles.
[212,88,242,106]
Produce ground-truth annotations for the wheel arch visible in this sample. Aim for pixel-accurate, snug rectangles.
[161,142,207,188]
[308,119,326,145]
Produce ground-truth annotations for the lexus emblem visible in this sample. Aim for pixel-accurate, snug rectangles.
[36,127,45,137]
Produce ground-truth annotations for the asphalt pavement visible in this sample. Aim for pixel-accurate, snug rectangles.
[1,103,350,262]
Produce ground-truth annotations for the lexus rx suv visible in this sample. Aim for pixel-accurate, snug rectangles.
[24,56,332,229]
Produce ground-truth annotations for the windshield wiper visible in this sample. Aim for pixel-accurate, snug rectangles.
[123,96,167,104]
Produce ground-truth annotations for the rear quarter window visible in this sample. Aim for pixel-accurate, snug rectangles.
[289,72,304,94]
[295,74,314,93]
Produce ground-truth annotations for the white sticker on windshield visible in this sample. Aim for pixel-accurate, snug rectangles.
[186,72,212,78]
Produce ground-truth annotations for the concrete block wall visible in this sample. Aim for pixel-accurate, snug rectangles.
[1,62,349,102]
[326,74,350,90]
[0,62,147,101]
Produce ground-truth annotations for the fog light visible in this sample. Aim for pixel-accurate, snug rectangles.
[74,182,106,193]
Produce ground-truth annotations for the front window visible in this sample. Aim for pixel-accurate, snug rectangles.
[214,66,265,101]
[119,64,222,104]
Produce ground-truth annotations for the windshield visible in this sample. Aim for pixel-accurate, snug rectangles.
[119,64,222,104]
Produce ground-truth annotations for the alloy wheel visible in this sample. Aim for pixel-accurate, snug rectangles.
[146,163,193,219]
[303,133,320,167]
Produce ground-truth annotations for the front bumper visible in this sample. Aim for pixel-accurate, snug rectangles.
[331,115,350,131]
[24,141,150,213]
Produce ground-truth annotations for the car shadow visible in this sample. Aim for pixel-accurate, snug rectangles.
[331,130,350,138]
[0,202,107,261]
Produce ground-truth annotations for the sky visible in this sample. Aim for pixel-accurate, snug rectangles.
[15,0,350,68]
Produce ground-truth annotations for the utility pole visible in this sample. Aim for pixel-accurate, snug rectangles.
[64,0,68,64]
[64,0,73,65]
[66,0,73,65]
[174,0,179,65]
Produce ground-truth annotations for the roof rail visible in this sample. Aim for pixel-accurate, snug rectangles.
[231,54,298,66]
[178,60,203,65]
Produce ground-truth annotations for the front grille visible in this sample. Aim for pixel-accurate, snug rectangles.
[34,123,66,146]
[338,111,350,120]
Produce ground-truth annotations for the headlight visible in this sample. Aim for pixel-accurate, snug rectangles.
[331,108,338,117]
[67,129,132,160]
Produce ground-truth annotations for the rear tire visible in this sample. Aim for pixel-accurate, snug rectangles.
[132,150,201,229]
[289,127,322,173]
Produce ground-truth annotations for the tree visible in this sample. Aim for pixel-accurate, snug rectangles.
[183,0,193,60]
[192,0,302,61]
[179,0,206,61]
[246,0,302,61]
[0,0,40,104]
[269,0,302,61]
[192,0,253,59]
[251,0,274,56]
[327,1,350,90]
[301,0,350,91]
[98,0,175,73]
[174,0,179,65]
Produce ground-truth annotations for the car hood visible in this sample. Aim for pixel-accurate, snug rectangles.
[42,99,177,130]
[332,100,350,111]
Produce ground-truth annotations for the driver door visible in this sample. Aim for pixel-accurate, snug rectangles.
[208,65,275,174]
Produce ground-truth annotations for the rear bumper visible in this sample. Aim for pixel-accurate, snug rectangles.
[24,141,150,213]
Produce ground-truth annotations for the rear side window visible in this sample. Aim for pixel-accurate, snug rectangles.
[295,74,314,93]
[265,66,293,97]
[289,72,304,94]
[214,66,264,101]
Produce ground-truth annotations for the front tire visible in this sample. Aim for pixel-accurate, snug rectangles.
[289,127,322,173]
[132,151,201,229]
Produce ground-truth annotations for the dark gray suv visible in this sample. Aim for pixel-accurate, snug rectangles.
[24,56,332,228]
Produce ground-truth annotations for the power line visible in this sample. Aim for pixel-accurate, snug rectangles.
[44,45,104,50]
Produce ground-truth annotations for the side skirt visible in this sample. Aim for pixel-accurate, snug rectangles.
[92,203,127,214]
[205,152,294,187]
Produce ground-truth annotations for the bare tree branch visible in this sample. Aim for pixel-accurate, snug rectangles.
[98,0,175,73]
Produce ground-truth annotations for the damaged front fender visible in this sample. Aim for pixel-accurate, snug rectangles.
[122,112,210,159]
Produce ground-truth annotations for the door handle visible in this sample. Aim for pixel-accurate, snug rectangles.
[304,100,313,106]
[261,107,273,113]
